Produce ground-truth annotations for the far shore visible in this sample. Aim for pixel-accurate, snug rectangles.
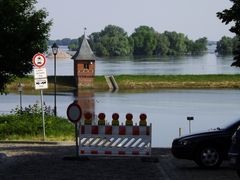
[6,74,240,92]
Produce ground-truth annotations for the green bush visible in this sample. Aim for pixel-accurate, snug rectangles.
[0,103,74,140]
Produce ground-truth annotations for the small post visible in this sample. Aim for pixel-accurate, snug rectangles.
[75,123,79,157]
[17,83,23,111]
[179,127,182,137]
[187,116,194,134]
[40,90,46,141]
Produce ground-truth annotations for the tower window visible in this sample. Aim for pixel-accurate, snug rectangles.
[84,63,89,69]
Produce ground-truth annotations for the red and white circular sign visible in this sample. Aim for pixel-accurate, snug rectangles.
[67,103,82,123]
[32,53,46,68]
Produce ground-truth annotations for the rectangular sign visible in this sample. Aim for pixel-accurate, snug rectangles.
[34,68,47,79]
[34,78,48,90]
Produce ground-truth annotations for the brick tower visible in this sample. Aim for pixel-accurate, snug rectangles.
[72,35,96,87]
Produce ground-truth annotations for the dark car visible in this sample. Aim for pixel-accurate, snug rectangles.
[229,126,240,177]
[171,119,240,168]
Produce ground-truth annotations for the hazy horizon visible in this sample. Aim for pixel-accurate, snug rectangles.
[37,0,234,41]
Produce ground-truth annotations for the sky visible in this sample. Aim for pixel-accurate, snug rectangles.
[36,0,234,41]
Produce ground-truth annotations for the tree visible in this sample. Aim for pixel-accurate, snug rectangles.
[155,33,170,55]
[215,35,240,55]
[217,0,240,66]
[216,36,234,55]
[0,0,51,93]
[68,38,79,51]
[90,25,132,56]
[162,31,188,55]
[192,37,208,54]
[131,26,157,55]
[232,36,240,54]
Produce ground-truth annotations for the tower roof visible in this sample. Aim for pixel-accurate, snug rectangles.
[72,35,96,60]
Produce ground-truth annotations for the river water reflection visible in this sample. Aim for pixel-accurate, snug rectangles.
[45,53,239,76]
[1,89,240,147]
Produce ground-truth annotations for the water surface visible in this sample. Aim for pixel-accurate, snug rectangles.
[1,89,240,147]
[45,46,239,76]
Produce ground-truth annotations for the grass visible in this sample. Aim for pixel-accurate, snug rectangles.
[0,114,75,141]
[109,74,240,89]
[5,74,240,91]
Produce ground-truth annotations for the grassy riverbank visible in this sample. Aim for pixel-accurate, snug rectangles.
[6,74,240,91]
[0,114,74,141]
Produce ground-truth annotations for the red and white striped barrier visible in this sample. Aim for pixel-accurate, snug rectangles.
[78,113,152,156]
[79,125,151,156]
[80,125,150,136]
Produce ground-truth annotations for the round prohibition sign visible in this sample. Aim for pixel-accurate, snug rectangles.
[32,53,46,68]
[67,103,82,123]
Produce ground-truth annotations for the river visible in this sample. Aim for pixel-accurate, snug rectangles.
[1,89,240,147]
[1,48,240,147]
[45,45,239,76]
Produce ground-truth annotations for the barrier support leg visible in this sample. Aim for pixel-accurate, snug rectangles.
[75,123,79,157]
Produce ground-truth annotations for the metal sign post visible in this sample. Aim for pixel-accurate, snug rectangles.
[40,90,46,141]
[67,103,82,157]
[75,123,79,157]
[32,53,48,141]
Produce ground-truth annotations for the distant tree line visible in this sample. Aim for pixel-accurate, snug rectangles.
[215,36,240,55]
[48,38,77,47]
[49,25,208,57]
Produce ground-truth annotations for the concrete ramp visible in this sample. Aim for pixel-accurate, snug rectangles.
[105,75,119,91]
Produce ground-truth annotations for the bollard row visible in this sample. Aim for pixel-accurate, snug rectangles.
[83,112,147,126]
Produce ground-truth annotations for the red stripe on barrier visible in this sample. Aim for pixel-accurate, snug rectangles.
[91,150,98,154]
[81,126,85,134]
[132,151,139,155]
[133,126,139,135]
[104,151,112,155]
[118,151,126,155]
[105,126,112,135]
[92,125,98,134]
[80,150,85,154]
[119,126,126,135]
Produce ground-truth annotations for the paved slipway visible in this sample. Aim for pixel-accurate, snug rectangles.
[0,142,238,180]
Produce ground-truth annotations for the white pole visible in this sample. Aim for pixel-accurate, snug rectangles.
[189,120,191,134]
[187,116,194,134]
[40,90,46,141]
[179,127,182,137]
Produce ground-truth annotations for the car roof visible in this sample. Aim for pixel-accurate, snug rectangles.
[224,119,240,132]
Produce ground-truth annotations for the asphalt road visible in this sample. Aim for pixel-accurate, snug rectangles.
[0,142,239,180]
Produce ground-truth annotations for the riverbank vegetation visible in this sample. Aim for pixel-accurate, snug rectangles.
[0,104,74,141]
[6,74,240,92]
[95,74,240,89]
